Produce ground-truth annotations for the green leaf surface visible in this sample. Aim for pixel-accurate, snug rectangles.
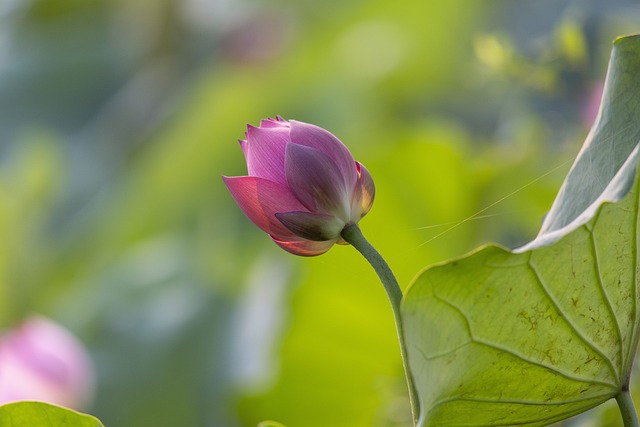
[402,34,640,427]
[0,402,105,427]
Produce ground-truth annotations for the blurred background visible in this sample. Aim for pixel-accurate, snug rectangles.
[1,0,639,426]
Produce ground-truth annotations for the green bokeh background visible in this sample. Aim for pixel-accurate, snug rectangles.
[1,1,639,426]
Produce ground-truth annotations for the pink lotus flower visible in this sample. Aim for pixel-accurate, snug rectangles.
[223,117,375,256]
[0,315,95,410]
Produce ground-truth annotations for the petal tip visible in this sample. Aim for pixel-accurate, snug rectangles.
[271,235,334,257]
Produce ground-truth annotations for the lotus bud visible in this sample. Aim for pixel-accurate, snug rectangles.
[0,315,95,410]
[223,117,375,256]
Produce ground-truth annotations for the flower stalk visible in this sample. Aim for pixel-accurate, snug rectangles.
[616,389,639,427]
[341,223,419,426]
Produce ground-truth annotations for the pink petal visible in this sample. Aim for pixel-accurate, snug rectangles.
[260,117,289,128]
[271,236,335,257]
[275,211,345,241]
[238,139,248,161]
[289,120,357,191]
[284,143,351,219]
[223,176,308,240]
[350,161,375,221]
[243,124,291,185]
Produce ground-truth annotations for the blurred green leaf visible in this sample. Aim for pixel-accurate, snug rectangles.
[402,35,640,426]
[257,421,287,427]
[0,402,104,427]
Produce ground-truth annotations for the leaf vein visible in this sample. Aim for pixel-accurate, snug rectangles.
[431,392,615,409]
[584,220,623,382]
[472,338,617,388]
[527,256,619,382]
[433,294,617,388]
[626,173,640,375]
[415,341,472,361]
[427,393,614,427]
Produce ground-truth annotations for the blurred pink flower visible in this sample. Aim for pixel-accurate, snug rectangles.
[0,315,95,410]
[223,117,375,256]
[583,81,604,128]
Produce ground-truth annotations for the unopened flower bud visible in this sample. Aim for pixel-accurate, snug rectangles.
[0,316,95,410]
[224,117,375,256]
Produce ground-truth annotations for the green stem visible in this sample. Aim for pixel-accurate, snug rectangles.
[341,223,419,426]
[617,389,639,427]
